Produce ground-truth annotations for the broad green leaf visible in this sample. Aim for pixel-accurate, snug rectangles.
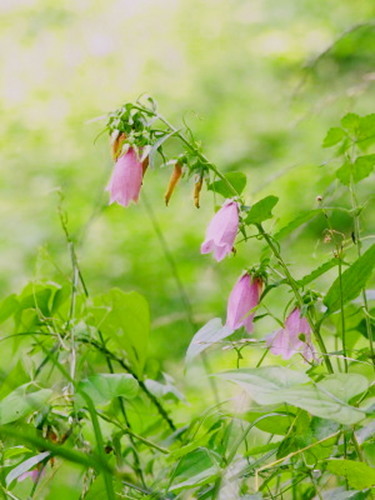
[186,318,233,363]
[77,373,138,405]
[324,244,375,313]
[90,289,150,377]
[0,294,19,324]
[297,258,339,287]
[208,172,247,198]
[274,209,320,240]
[245,196,279,225]
[358,113,375,148]
[337,155,375,185]
[341,113,360,133]
[245,411,292,435]
[217,366,310,405]
[6,451,50,486]
[218,369,368,425]
[326,459,375,489]
[169,447,220,492]
[0,386,52,425]
[322,127,346,148]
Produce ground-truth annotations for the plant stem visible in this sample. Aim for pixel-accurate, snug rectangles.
[257,223,334,374]
[338,258,348,372]
[349,175,375,369]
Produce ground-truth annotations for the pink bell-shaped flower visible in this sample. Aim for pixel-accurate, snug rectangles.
[200,199,239,261]
[267,308,316,361]
[226,272,262,333]
[106,148,144,207]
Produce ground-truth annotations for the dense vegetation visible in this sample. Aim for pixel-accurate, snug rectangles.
[0,1,374,499]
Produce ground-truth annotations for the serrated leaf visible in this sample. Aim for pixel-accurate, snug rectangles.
[337,155,375,185]
[245,196,278,225]
[341,113,360,132]
[77,373,138,405]
[324,244,375,313]
[208,172,247,198]
[186,318,233,363]
[274,210,320,240]
[326,459,375,489]
[323,127,346,148]
[297,258,339,287]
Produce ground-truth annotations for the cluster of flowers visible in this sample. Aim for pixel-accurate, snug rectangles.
[106,138,316,362]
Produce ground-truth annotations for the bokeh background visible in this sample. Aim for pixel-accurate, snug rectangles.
[1,0,374,368]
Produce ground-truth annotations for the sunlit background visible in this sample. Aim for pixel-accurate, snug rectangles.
[1,0,374,365]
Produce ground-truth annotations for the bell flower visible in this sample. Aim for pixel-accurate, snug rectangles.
[200,199,239,261]
[267,308,316,361]
[226,272,262,333]
[106,148,144,207]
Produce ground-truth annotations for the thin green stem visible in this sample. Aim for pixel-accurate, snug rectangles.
[338,258,348,372]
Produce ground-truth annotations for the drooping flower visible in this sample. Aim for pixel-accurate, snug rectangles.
[267,308,316,361]
[226,272,263,333]
[200,199,239,261]
[106,148,144,207]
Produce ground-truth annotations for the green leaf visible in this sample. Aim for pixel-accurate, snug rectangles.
[186,318,234,363]
[323,127,346,148]
[170,448,220,492]
[218,369,368,425]
[0,386,52,425]
[0,294,19,324]
[245,196,279,225]
[6,451,50,486]
[77,374,138,405]
[326,459,375,489]
[208,172,247,198]
[337,155,375,185]
[341,113,360,133]
[90,289,150,378]
[274,210,320,240]
[358,113,375,148]
[324,244,375,313]
[297,258,339,287]
[217,366,310,406]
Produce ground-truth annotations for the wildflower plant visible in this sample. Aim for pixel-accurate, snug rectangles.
[0,96,374,500]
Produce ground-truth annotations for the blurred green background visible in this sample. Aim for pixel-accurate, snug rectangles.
[0,0,374,369]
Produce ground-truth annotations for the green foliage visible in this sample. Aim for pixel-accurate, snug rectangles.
[324,244,375,313]
[89,289,150,378]
[0,3,374,497]
[208,172,247,198]
[245,196,279,225]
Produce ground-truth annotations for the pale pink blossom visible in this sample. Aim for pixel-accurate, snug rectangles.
[267,308,316,361]
[106,148,144,207]
[200,200,239,261]
[226,273,262,333]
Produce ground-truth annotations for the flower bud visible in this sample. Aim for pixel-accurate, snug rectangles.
[193,176,204,208]
[110,131,126,161]
[164,163,183,206]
